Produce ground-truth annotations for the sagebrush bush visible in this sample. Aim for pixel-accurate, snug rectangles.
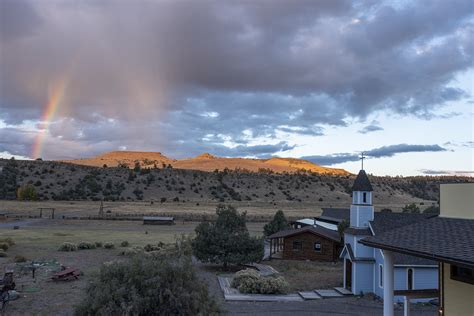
[144,243,163,252]
[231,268,288,294]
[0,238,15,246]
[259,276,289,294]
[14,255,27,263]
[119,246,144,257]
[74,241,220,315]
[94,242,103,248]
[78,242,96,250]
[0,243,9,251]
[58,242,78,252]
[103,242,115,249]
[120,241,129,247]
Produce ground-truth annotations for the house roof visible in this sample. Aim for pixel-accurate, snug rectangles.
[352,169,373,192]
[269,225,341,242]
[360,217,474,268]
[320,208,350,224]
[143,216,174,221]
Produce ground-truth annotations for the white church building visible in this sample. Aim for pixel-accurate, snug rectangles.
[340,169,439,302]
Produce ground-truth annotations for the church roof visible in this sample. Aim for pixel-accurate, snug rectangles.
[361,217,474,267]
[352,169,373,191]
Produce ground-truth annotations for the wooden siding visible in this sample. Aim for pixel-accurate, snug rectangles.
[282,232,339,261]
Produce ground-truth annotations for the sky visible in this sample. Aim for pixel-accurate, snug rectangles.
[0,0,473,176]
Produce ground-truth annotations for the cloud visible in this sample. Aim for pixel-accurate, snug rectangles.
[0,0,472,159]
[303,143,447,165]
[358,120,384,134]
[420,169,474,176]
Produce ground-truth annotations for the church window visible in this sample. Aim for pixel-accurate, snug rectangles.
[407,268,414,290]
[379,264,383,288]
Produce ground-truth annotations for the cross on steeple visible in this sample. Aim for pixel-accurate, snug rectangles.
[360,152,366,170]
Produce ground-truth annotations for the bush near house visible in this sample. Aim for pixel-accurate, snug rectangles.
[192,205,263,269]
[231,268,289,294]
[263,210,288,236]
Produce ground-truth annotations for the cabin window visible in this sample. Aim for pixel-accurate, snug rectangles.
[379,265,383,288]
[292,241,303,250]
[407,268,414,290]
[451,265,474,285]
[363,192,367,203]
[314,242,322,252]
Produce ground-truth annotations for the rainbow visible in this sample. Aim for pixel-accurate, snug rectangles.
[32,79,68,159]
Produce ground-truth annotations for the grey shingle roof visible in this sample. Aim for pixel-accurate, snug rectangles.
[341,243,375,262]
[269,225,341,242]
[370,212,437,235]
[320,208,350,223]
[360,217,474,267]
[352,169,373,192]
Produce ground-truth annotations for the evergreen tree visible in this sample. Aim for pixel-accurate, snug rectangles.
[263,210,288,236]
[0,158,18,200]
[402,203,421,213]
[192,204,263,269]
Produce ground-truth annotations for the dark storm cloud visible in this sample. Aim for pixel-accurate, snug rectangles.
[303,144,447,165]
[0,0,473,158]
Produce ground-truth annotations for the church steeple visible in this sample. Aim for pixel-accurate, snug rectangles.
[350,169,374,228]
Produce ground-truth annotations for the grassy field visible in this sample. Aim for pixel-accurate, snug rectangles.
[0,199,434,222]
[0,218,264,315]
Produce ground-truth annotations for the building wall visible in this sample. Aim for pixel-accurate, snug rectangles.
[350,205,374,228]
[442,263,474,316]
[353,262,373,294]
[373,250,438,302]
[440,183,474,219]
[282,232,338,261]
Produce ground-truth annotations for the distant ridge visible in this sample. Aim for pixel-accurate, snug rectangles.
[63,151,350,175]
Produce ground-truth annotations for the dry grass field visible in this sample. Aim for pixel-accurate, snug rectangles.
[0,218,264,315]
[0,199,435,223]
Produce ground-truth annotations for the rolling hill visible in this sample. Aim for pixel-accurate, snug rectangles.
[63,151,350,175]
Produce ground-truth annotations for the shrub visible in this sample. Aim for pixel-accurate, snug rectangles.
[119,246,144,257]
[144,243,163,252]
[0,238,15,246]
[0,251,7,258]
[14,255,27,263]
[259,276,289,294]
[78,242,97,250]
[58,242,78,252]
[231,269,289,294]
[94,242,103,248]
[0,243,9,251]
[120,241,129,247]
[103,242,115,249]
[74,244,220,315]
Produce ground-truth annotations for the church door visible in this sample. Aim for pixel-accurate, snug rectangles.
[345,259,352,291]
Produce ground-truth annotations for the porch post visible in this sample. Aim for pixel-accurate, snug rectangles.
[383,250,394,316]
[269,238,272,259]
[403,296,410,316]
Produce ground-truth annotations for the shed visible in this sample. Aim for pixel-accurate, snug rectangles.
[143,216,174,225]
[268,226,342,262]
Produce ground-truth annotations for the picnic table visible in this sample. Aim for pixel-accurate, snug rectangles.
[51,268,81,282]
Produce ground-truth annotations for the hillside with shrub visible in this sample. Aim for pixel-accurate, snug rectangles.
[0,158,472,209]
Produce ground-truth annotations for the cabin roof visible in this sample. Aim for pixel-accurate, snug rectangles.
[143,216,174,221]
[269,225,341,242]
